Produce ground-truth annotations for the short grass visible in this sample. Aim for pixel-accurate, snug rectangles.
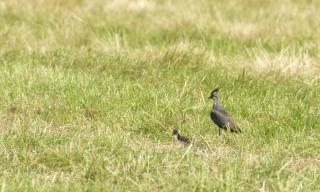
[0,0,320,191]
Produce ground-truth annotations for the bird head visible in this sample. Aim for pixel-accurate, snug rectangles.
[208,88,220,100]
[172,128,180,135]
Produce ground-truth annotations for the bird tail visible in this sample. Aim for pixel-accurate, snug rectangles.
[231,127,242,133]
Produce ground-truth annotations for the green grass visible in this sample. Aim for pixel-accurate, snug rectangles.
[0,0,320,191]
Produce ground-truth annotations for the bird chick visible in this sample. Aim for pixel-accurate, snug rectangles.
[208,88,241,135]
[173,128,192,146]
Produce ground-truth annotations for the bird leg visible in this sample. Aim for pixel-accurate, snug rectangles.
[218,128,221,136]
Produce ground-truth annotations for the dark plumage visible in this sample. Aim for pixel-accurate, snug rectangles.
[172,128,192,145]
[208,88,241,135]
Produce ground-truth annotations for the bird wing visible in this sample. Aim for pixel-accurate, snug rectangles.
[211,110,228,129]
[214,109,241,133]
[178,135,191,143]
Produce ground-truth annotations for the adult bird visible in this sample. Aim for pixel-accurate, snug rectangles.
[208,88,241,135]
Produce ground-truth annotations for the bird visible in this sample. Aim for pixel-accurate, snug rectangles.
[172,128,192,146]
[208,88,241,135]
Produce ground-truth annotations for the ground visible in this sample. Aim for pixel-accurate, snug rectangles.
[0,0,320,191]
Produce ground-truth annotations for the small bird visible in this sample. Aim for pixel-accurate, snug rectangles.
[208,88,241,135]
[172,128,192,146]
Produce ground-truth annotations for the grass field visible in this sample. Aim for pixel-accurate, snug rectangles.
[1,0,320,191]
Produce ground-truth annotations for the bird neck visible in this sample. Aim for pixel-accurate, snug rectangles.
[212,99,221,111]
[212,97,219,105]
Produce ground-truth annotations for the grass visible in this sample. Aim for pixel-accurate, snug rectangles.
[0,0,320,191]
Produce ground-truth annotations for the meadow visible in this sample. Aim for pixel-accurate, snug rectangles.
[0,0,320,191]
